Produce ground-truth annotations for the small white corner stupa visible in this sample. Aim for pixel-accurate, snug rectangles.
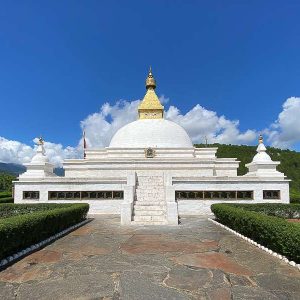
[14,69,290,225]
[245,135,284,178]
[19,137,57,179]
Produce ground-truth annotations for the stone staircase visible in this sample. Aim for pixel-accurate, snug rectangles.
[131,175,167,225]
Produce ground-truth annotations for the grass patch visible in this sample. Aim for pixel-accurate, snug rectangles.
[0,203,89,260]
[211,203,300,263]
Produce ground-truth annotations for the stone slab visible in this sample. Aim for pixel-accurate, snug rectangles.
[0,216,299,300]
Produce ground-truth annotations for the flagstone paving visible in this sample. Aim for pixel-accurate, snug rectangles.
[0,216,300,300]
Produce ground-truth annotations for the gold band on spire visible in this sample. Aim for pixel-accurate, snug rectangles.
[138,68,164,119]
[145,66,156,90]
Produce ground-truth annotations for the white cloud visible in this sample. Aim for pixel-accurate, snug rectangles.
[165,104,257,145]
[80,100,140,147]
[0,137,79,167]
[159,95,169,104]
[0,137,34,165]
[39,140,80,167]
[1,95,300,167]
[266,97,300,148]
[81,100,257,148]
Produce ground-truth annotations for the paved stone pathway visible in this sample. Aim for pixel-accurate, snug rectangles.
[0,216,300,300]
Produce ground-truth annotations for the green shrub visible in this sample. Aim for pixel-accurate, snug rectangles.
[0,203,76,218]
[0,173,15,192]
[211,203,300,263]
[229,203,300,219]
[0,191,12,199]
[290,188,300,203]
[0,197,14,204]
[291,198,300,204]
[0,203,89,260]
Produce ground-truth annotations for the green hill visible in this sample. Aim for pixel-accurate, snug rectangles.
[195,144,300,200]
[0,172,16,193]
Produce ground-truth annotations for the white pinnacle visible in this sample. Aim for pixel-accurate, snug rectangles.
[252,135,272,163]
[31,137,48,163]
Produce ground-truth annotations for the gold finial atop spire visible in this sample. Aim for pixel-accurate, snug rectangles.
[145,66,156,90]
[259,134,263,144]
[138,67,164,119]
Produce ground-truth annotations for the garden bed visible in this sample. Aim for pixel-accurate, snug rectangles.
[0,203,89,260]
[211,203,300,263]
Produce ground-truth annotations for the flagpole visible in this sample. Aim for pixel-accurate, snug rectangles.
[83,130,86,159]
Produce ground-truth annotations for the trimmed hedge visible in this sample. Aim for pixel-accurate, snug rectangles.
[290,188,300,204]
[228,203,300,219]
[211,203,300,263]
[291,196,300,204]
[0,203,89,260]
[0,197,14,204]
[0,203,75,218]
[0,191,12,198]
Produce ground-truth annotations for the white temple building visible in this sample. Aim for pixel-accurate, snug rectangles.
[14,69,290,225]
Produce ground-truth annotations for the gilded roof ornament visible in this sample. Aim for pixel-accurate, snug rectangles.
[145,66,156,90]
[138,67,164,119]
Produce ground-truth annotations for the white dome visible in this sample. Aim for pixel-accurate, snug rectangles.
[252,143,272,163]
[31,145,49,163]
[31,153,48,163]
[252,152,272,163]
[109,119,193,148]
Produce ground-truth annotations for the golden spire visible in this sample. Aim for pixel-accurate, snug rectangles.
[259,134,263,144]
[138,67,164,119]
[145,66,156,89]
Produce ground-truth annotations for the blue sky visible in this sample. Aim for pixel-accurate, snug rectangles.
[1,0,300,165]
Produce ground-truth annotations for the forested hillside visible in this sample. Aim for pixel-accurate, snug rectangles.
[0,172,16,192]
[195,144,300,199]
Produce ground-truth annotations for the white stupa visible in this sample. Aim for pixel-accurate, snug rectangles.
[245,135,285,178]
[14,69,290,225]
[19,137,56,179]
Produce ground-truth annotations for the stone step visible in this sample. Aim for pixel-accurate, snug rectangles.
[136,188,165,196]
[133,210,165,216]
[136,193,164,197]
[137,180,164,184]
[137,178,164,185]
[136,195,165,201]
[136,197,165,202]
[133,215,166,222]
[136,185,164,189]
[138,176,163,180]
[136,188,164,191]
[134,205,166,211]
[136,190,164,196]
[130,220,168,225]
[134,201,166,205]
